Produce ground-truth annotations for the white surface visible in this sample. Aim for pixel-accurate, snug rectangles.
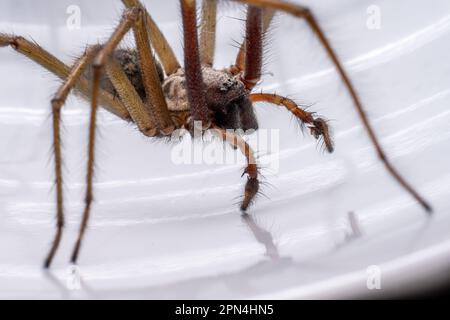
[0,0,449,299]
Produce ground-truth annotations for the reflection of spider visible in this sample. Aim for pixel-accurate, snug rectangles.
[0,0,431,268]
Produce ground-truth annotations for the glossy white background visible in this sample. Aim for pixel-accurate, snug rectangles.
[0,0,449,299]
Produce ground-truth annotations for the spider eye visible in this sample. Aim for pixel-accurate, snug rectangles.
[219,78,238,92]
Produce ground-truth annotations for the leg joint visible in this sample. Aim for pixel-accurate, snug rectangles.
[302,7,312,18]
[377,149,387,162]
[56,220,64,228]
[51,98,63,112]
[0,34,23,49]
[123,6,142,22]
[85,44,103,56]
[244,163,258,179]
[289,5,311,19]
[85,194,94,204]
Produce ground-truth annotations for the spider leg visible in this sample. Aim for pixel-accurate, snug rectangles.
[233,0,432,212]
[233,5,274,90]
[232,7,275,75]
[241,6,263,91]
[70,7,145,264]
[105,56,158,136]
[76,73,130,120]
[250,93,333,153]
[0,33,69,78]
[43,46,105,268]
[48,47,160,272]
[0,33,129,119]
[0,34,132,267]
[200,0,217,66]
[213,127,259,211]
[122,0,181,75]
[180,0,210,127]
[127,2,175,134]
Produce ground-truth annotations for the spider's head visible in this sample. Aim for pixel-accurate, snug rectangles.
[203,67,258,131]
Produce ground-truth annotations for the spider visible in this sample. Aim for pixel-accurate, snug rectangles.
[0,0,431,269]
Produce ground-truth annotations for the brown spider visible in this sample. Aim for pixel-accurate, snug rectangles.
[0,0,431,269]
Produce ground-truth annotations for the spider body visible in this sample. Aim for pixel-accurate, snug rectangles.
[162,66,258,131]
[90,49,258,133]
[0,0,431,268]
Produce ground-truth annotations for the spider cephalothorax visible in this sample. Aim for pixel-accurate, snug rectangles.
[162,66,259,131]
[0,0,431,268]
[96,49,259,132]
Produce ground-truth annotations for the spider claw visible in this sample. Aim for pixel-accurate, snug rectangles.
[241,167,250,177]
[240,177,259,211]
[310,117,334,153]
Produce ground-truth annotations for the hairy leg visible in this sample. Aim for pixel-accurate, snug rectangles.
[233,0,432,212]
[105,57,158,136]
[0,34,133,266]
[70,7,147,264]
[180,0,210,127]
[213,127,259,211]
[0,33,130,119]
[122,0,181,75]
[200,0,217,66]
[129,4,174,133]
[250,93,333,152]
[232,7,275,75]
[44,46,106,268]
[0,33,69,78]
[76,44,159,138]
[0,39,141,266]
[241,6,263,91]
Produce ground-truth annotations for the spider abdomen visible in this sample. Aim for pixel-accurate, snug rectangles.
[84,48,164,101]
[85,49,259,132]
